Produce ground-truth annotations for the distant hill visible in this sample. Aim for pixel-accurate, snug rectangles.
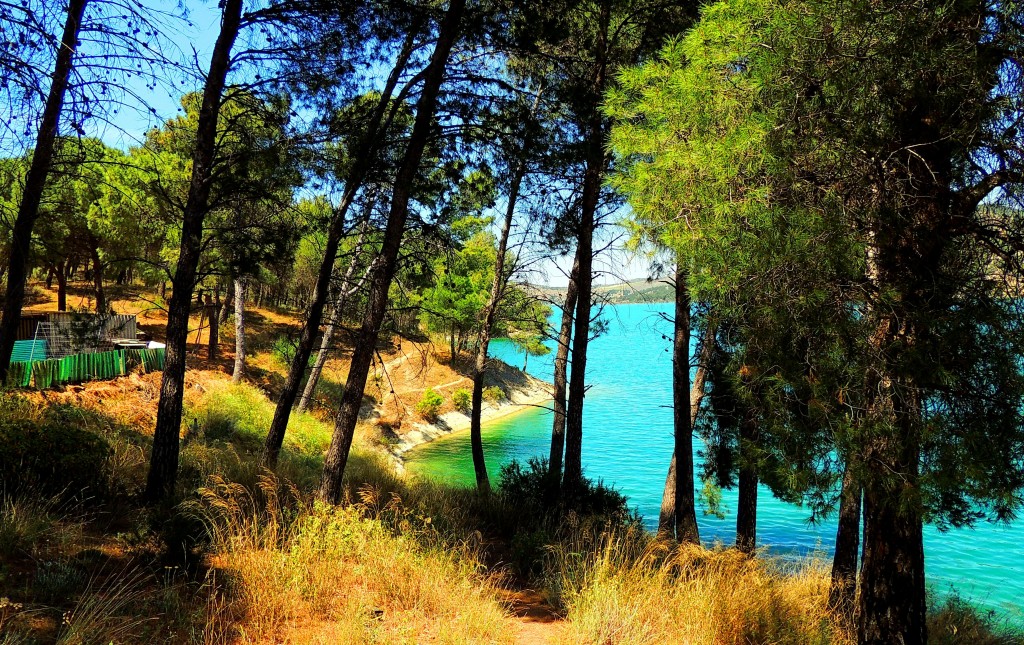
[525,279,674,305]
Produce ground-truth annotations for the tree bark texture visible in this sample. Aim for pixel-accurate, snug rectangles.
[145,0,243,502]
[263,30,417,468]
[232,277,245,383]
[659,320,715,536]
[317,0,466,504]
[666,269,700,543]
[547,255,579,503]
[735,412,759,553]
[830,458,862,618]
[0,0,87,381]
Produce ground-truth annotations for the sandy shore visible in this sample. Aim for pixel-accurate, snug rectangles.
[389,370,552,472]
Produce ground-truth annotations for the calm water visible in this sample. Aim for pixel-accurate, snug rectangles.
[406,302,1024,618]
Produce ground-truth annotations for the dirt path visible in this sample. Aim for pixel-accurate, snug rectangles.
[499,589,566,645]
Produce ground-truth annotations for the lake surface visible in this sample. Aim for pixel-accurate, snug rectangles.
[405,302,1024,618]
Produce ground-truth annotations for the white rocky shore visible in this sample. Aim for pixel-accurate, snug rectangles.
[387,366,552,474]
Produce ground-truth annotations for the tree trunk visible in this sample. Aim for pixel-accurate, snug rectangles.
[830,457,862,618]
[145,0,243,503]
[297,230,374,413]
[262,31,417,469]
[563,7,610,495]
[56,260,68,312]
[45,265,54,290]
[546,255,579,504]
[735,412,759,553]
[669,268,700,543]
[0,0,87,381]
[91,244,105,314]
[659,320,715,536]
[206,294,218,360]
[469,107,534,493]
[858,465,925,645]
[232,277,246,383]
[318,0,466,504]
[218,280,232,324]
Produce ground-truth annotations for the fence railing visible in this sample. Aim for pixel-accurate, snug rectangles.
[7,348,166,389]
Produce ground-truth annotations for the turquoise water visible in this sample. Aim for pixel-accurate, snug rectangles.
[405,302,1024,618]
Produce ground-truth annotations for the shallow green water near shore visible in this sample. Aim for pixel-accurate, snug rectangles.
[405,302,1024,618]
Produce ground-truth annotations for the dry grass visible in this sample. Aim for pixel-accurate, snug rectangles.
[552,528,847,645]
[187,473,516,644]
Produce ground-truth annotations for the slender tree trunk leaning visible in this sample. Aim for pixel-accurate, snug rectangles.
[262,31,418,468]
[298,235,375,413]
[735,411,759,553]
[469,115,534,492]
[659,320,715,536]
[546,255,579,504]
[670,268,699,543]
[145,0,243,503]
[0,0,87,381]
[829,457,862,618]
[317,0,466,504]
[232,277,246,383]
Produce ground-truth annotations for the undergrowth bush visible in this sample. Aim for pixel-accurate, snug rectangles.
[482,385,505,404]
[415,388,444,421]
[452,388,471,413]
[0,419,111,499]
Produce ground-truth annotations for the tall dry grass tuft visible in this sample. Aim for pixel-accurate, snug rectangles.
[553,527,847,645]
[186,472,515,644]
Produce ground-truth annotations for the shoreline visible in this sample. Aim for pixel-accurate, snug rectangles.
[388,373,552,473]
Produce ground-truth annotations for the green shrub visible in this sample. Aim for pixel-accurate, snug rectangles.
[0,419,111,499]
[415,388,445,421]
[33,560,88,603]
[452,388,472,413]
[482,385,505,404]
[498,457,637,524]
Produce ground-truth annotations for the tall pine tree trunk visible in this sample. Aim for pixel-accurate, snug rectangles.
[830,457,861,617]
[263,30,417,468]
[546,255,579,503]
[659,320,715,536]
[563,5,610,494]
[232,277,246,383]
[146,0,243,502]
[669,268,698,543]
[318,0,466,504]
[0,0,87,380]
[735,412,759,553]
[469,101,536,492]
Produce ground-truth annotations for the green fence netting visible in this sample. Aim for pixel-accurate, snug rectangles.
[7,347,165,389]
